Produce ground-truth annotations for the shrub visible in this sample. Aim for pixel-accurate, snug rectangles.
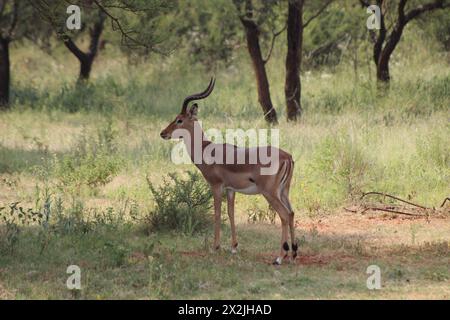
[0,202,44,254]
[55,119,123,193]
[146,171,213,235]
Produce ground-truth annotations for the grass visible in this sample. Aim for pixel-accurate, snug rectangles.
[0,215,448,299]
[0,26,449,299]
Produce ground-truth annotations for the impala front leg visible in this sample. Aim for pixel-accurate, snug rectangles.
[227,189,238,253]
[212,185,223,251]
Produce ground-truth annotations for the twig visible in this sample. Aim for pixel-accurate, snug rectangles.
[361,206,424,217]
[303,0,333,29]
[361,191,429,210]
[441,197,450,208]
[263,24,287,64]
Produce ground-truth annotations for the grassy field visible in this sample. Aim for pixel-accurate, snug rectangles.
[1,214,449,299]
[0,27,449,299]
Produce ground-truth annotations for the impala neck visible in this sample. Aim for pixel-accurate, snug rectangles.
[183,120,211,165]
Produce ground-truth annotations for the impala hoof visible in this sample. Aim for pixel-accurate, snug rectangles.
[231,243,238,254]
[272,257,282,265]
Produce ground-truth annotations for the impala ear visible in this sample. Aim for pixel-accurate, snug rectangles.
[188,103,198,118]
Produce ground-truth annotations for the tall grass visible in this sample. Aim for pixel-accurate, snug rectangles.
[1,28,449,219]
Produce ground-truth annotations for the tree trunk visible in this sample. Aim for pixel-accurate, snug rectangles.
[242,20,278,124]
[375,24,404,87]
[63,11,105,83]
[285,0,304,121]
[79,56,94,81]
[376,57,390,83]
[0,37,10,109]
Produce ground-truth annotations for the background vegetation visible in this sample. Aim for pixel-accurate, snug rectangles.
[0,0,448,299]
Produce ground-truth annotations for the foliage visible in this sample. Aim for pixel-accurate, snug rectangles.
[0,202,44,254]
[54,119,123,193]
[146,171,213,235]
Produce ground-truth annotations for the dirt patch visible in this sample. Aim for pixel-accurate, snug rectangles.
[179,250,207,258]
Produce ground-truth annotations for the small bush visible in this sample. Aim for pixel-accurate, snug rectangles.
[55,119,123,193]
[0,202,44,254]
[146,171,213,235]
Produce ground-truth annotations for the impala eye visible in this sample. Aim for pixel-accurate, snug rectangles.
[176,119,183,125]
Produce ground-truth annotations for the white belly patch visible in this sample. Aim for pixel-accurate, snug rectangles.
[227,185,259,195]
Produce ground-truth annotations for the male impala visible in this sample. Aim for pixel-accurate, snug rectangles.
[160,77,297,265]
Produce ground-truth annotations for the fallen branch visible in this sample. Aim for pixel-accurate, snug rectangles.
[361,191,428,210]
[440,197,450,208]
[360,206,424,217]
[346,191,450,220]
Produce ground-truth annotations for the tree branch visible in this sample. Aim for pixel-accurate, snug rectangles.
[263,24,287,64]
[303,0,333,29]
[405,0,449,23]
[62,35,87,62]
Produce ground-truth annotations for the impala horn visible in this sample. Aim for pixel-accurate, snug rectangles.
[181,77,215,114]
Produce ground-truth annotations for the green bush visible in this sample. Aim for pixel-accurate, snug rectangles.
[146,171,213,235]
[55,119,123,192]
[0,202,44,254]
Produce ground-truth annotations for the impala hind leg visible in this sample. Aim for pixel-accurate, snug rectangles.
[281,190,298,260]
[264,194,292,265]
[226,189,238,253]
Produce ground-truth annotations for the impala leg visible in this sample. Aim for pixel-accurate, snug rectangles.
[282,191,297,259]
[212,185,223,251]
[264,195,291,265]
[226,189,238,253]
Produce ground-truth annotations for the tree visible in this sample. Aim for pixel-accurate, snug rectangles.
[30,1,106,82]
[0,0,17,108]
[284,0,332,121]
[361,0,450,86]
[0,1,49,109]
[233,0,280,124]
[64,10,106,81]
[31,0,174,82]
[172,0,241,69]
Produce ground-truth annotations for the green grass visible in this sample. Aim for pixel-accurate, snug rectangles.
[0,27,449,299]
[1,218,448,299]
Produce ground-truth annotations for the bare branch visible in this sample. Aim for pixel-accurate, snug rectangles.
[62,35,86,62]
[263,24,287,64]
[361,192,429,210]
[405,0,450,23]
[303,0,333,29]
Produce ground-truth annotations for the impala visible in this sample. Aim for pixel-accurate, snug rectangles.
[160,77,297,265]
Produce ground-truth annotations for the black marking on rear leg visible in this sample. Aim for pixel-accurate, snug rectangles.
[233,242,238,248]
[283,242,289,252]
[215,245,220,251]
[292,243,298,259]
[249,178,255,183]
